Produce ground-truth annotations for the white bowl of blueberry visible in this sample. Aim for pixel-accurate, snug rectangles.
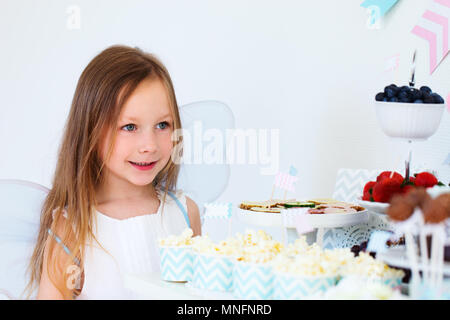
[374,84,445,140]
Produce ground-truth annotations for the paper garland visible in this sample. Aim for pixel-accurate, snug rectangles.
[411,0,450,74]
[361,0,399,27]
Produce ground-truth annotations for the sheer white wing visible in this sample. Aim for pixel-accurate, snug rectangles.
[177,100,234,216]
[0,179,49,299]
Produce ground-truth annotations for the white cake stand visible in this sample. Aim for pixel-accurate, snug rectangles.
[374,100,445,181]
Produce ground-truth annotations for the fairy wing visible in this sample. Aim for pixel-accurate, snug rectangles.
[177,100,235,217]
[0,180,48,299]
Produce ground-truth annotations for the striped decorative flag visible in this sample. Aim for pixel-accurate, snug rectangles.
[204,202,232,219]
[384,53,400,72]
[412,0,450,74]
[274,166,298,193]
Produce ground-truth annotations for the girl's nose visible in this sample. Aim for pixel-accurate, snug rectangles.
[138,131,158,154]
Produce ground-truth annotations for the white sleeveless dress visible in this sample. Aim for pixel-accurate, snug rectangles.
[72,189,190,300]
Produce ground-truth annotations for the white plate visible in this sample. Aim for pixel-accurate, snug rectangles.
[356,197,389,214]
[236,207,369,229]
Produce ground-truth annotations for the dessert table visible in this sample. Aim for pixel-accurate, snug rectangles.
[123,272,235,300]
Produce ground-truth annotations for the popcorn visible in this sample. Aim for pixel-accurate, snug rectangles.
[341,252,405,279]
[233,229,284,263]
[282,236,310,256]
[191,234,214,252]
[272,244,356,277]
[158,228,194,246]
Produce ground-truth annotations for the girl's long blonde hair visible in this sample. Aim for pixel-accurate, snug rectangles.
[25,45,182,299]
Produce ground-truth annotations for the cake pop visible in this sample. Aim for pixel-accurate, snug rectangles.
[422,194,449,224]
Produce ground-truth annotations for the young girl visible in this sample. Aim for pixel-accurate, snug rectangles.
[25,45,201,299]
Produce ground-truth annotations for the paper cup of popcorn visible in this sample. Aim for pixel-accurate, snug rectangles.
[158,229,195,282]
[192,252,235,292]
[340,252,405,290]
[159,245,194,282]
[233,261,275,300]
[273,272,338,300]
[365,274,403,289]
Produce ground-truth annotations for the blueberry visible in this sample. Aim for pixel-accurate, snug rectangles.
[399,97,410,103]
[420,86,432,94]
[350,245,360,257]
[398,91,408,100]
[389,97,399,102]
[431,93,444,104]
[410,88,422,100]
[389,83,398,88]
[360,241,368,251]
[383,97,389,102]
[414,99,424,104]
[424,94,435,104]
[399,86,410,92]
[375,92,385,101]
[390,85,400,95]
[384,87,396,98]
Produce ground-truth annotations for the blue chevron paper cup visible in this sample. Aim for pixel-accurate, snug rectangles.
[232,262,275,300]
[159,245,193,282]
[366,275,403,289]
[273,273,338,300]
[192,253,234,292]
[341,275,403,289]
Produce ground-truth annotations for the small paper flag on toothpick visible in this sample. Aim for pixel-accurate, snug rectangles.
[274,166,299,192]
[384,53,400,72]
[274,172,298,192]
[204,202,232,219]
[204,202,233,238]
[271,166,299,201]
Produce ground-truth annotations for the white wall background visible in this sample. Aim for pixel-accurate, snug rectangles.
[1,0,449,240]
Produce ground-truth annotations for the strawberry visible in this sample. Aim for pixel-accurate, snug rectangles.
[401,184,415,194]
[414,172,438,188]
[372,178,402,203]
[362,181,376,201]
[377,171,404,184]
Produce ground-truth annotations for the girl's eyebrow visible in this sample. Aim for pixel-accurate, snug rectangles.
[120,113,173,122]
[120,115,139,122]
[157,113,173,120]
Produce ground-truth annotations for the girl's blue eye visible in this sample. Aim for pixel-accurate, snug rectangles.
[122,124,136,131]
[156,121,170,130]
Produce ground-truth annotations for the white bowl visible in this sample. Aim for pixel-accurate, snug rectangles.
[374,101,445,140]
[356,197,388,214]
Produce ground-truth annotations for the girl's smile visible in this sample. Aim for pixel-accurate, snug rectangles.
[128,160,157,171]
